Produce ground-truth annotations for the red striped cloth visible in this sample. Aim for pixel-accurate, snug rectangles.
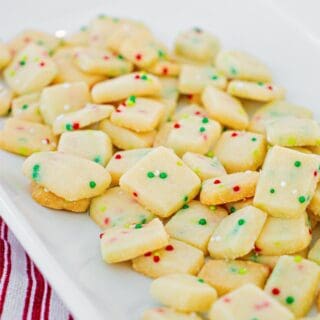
[0,217,73,320]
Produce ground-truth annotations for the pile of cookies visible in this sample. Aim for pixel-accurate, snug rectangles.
[1,15,320,320]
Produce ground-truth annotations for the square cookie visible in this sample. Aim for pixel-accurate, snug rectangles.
[120,146,201,218]
[253,146,319,218]
[165,200,227,252]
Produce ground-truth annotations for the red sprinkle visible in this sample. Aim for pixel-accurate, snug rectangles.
[267,85,273,90]
[99,233,104,239]
[173,123,181,129]
[116,108,122,113]
[144,252,152,257]
[133,192,138,197]
[314,171,318,177]
[165,245,174,251]
[162,67,168,75]
[103,55,109,60]
[213,179,221,184]
[187,94,193,100]
[231,132,238,137]
[73,122,80,130]
[24,36,31,43]
[309,228,312,235]
[39,61,45,67]
[134,74,140,79]
[135,53,142,61]
[223,297,231,303]
[233,185,240,192]
[272,288,280,295]
[195,111,201,115]
[115,154,122,160]
[104,217,110,225]
[254,245,262,253]
[153,256,160,263]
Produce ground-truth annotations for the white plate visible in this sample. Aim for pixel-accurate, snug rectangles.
[1,1,320,319]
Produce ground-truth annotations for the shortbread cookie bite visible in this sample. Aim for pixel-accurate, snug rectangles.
[174,28,220,64]
[253,146,319,218]
[208,205,267,259]
[201,85,249,130]
[209,284,294,320]
[249,100,313,134]
[74,46,133,76]
[92,72,161,103]
[23,151,111,201]
[164,116,221,156]
[106,149,152,185]
[0,43,11,70]
[215,50,272,82]
[214,130,267,173]
[90,186,154,229]
[266,117,320,147]
[265,255,320,317]
[119,147,201,218]
[178,65,226,94]
[11,92,43,123]
[99,119,156,149]
[255,212,311,256]
[146,58,180,77]
[0,118,57,156]
[182,152,226,181]
[31,182,90,213]
[57,130,112,165]
[150,273,217,312]
[227,80,285,102]
[4,44,57,95]
[165,200,227,252]
[40,81,90,125]
[198,259,270,295]
[100,218,169,263]
[52,103,113,134]
[142,307,202,320]
[110,97,164,132]
[132,239,204,278]
[0,84,13,116]
[173,104,208,121]
[200,171,259,205]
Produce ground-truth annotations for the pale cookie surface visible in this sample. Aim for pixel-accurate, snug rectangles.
[224,198,253,214]
[208,205,267,259]
[266,117,320,147]
[40,82,90,125]
[110,97,164,132]
[201,85,249,130]
[52,103,114,134]
[163,116,221,156]
[142,307,202,320]
[106,148,152,185]
[0,118,57,156]
[264,255,320,317]
[150,273,217,312]
[132,238,204,278]
[90,186,154,229]
[209,283,294,320]
[57,130,112,166]
[200,171,259,205]
[4,43,57,95]
[214,130,267,173]
[165,200,227,252]
[178,65,226,94]
[227,80,285,102]
[0,84,13,116]
[92,72,161,103]
[31,182,90,213]
[23,151,111,201]
[253,146,319,218]
[173,104,208,121]
[120,146,201,218]
[215,50,272,81]
[198,259,270,296]
[182,152,226,181]
[99,119,156,150]
[255,212,311,256]
[100,218,169,263]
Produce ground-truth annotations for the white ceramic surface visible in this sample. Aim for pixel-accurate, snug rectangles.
[1,1,320,319]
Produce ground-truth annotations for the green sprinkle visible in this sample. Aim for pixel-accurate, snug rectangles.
[147,171,155,178]
[33,164,40,172]
[89,181,96,189]
[65,123,73,131]
[140,217,147,224]
[199,127,206,133]
[257,81,264,86]
[270,188,275,194]
[48,49,54,57]
[294,160,301,167]
[117,54,124,60]
[141,74,148,80]
[19,60,26,66]
[183,195,188,202]
[99,205,106,212]
[128,95,136,103]
[197,278,204,283]
[198,218,207,225]
[202,117,209,124]
[238,219,245,226]
[159,172,168,179]
[230,67,237,75]
[182,204,189,209]
[238,267,247,275]
[21,104,29,110]
[298,196,306,203]
[251,137,257,142]
[230,206,236,213]
[206,150,214,158]
[286,296,294,304]
[93,156,102,164]
[211,75,218,80]
[135,223,143,229]
[158,49,166,58]
[209,205,216,211]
